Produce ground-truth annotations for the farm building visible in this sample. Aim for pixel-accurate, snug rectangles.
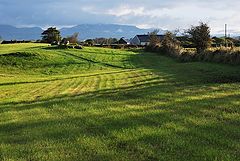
[115,37,130,44]
[131,35,164,45]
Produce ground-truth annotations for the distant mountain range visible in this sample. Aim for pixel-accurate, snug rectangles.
[0,24,166,41]
[60,24,166,40]
[0,25,43,40]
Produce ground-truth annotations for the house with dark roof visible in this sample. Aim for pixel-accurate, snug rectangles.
[115,37,130,44]
[130,35,164,45]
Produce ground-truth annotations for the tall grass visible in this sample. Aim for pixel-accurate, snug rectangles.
[147,43,240,65]
[179,47,240,65]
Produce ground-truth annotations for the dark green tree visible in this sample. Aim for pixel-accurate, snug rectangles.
[187,22,211,54]
[41,27,61,43]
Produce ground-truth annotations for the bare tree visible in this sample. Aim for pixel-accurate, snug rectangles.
[66,32,79,44]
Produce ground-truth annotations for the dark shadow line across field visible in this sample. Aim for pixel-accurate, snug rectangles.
[61,51,128,69]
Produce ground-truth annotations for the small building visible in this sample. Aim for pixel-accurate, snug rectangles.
[131,35,164,46]
[115,37,130,44]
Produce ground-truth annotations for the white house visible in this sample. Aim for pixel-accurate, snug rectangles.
[130,35,164,45]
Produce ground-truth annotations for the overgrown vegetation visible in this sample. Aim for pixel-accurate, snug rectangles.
[145,31,182,57]
[161,31,182,56]
[149,30,161,47]
[146,22,240,65]
[179,47,240,65]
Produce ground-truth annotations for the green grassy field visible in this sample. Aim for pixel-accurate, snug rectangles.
[0,43,239,161]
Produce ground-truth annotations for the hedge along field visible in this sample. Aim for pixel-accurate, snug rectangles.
[0,43,239,161]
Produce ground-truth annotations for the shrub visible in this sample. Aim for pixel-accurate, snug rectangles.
[161,31,182,57]
[149,29,161,47]
[179,47,240,65]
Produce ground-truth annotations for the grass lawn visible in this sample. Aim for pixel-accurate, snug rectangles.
[0,43,239,161]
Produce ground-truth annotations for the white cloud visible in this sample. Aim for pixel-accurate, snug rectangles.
[107,5,145,17]
[1,0,240,34]
[136,24,153,29]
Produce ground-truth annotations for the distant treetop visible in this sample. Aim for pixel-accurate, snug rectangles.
[41,27,61,43]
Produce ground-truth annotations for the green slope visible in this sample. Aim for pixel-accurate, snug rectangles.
[0,43,239,161]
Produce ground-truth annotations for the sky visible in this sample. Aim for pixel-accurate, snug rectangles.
[0,0,239,34]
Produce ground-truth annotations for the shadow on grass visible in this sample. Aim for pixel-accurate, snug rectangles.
[0,49,239,160]
[61,51,128,69]
[0,82,239,160]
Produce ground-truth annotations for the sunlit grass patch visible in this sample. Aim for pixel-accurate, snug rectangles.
[0,43,239,160]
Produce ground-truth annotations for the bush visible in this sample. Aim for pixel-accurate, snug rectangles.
[145,31,182,56]
[161,32,182,57]
[149,30,161,47]
[179,47,240,65]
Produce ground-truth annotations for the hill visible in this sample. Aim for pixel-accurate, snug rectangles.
[0,24,165,40]
[60,24,165,40]
[0,25,43,40]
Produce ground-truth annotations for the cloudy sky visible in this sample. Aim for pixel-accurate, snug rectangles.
[0,0,239,34]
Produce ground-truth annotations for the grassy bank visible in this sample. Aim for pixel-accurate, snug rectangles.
[0,43,239,160]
